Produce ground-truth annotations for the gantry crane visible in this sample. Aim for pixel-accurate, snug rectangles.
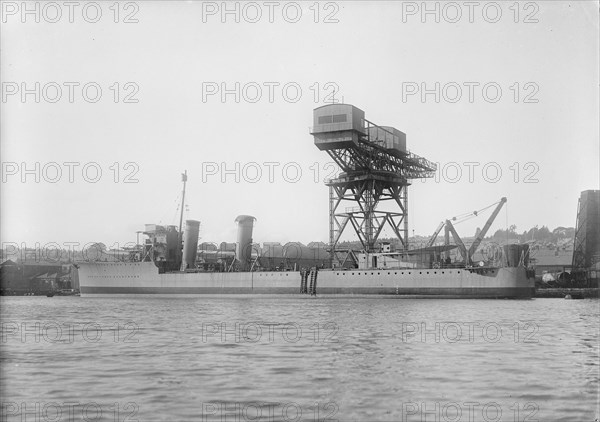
[310,104,436,264]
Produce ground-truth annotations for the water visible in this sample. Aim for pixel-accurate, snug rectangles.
[1,296,598,421]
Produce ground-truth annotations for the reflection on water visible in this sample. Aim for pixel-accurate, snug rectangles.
[1,297,598,421]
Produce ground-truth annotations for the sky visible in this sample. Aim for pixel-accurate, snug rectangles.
[1,0,598,252]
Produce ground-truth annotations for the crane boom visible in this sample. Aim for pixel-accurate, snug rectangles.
[445,220,467,261]
[427,221,445,247]
[467,197,507,261]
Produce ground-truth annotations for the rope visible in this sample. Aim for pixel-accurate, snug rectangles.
[453,200,502,225]
[157,192,183,226]
[505,202,509,247]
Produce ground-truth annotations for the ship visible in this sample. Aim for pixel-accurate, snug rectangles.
[78,261,534,298]
[78,104,535,298]
[77,176,535,298]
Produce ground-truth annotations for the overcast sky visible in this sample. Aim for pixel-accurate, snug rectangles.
[1,1,598,251]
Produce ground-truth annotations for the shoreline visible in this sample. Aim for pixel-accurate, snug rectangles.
[535,288,599,298]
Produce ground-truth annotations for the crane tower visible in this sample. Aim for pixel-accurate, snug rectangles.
[572,190,600,273]
[310,104,436,259]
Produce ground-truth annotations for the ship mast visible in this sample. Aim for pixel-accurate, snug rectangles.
[178,170,188,252]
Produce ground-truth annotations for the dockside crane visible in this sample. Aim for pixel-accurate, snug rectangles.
[428,197,507,266]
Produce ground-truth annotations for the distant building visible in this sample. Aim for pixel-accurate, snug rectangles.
[1,260,74,295]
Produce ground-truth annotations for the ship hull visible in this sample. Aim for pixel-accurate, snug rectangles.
[78,262,534,298]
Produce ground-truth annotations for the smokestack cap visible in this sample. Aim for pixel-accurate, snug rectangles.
[235,215,256,223]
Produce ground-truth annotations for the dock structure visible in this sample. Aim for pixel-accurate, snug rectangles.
[572,190,600,286]
[310,104,436,266]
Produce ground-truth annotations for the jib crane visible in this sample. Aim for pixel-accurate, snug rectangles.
[427,197,507,265]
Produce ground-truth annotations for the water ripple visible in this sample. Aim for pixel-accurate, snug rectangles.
[1,296,598,421]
